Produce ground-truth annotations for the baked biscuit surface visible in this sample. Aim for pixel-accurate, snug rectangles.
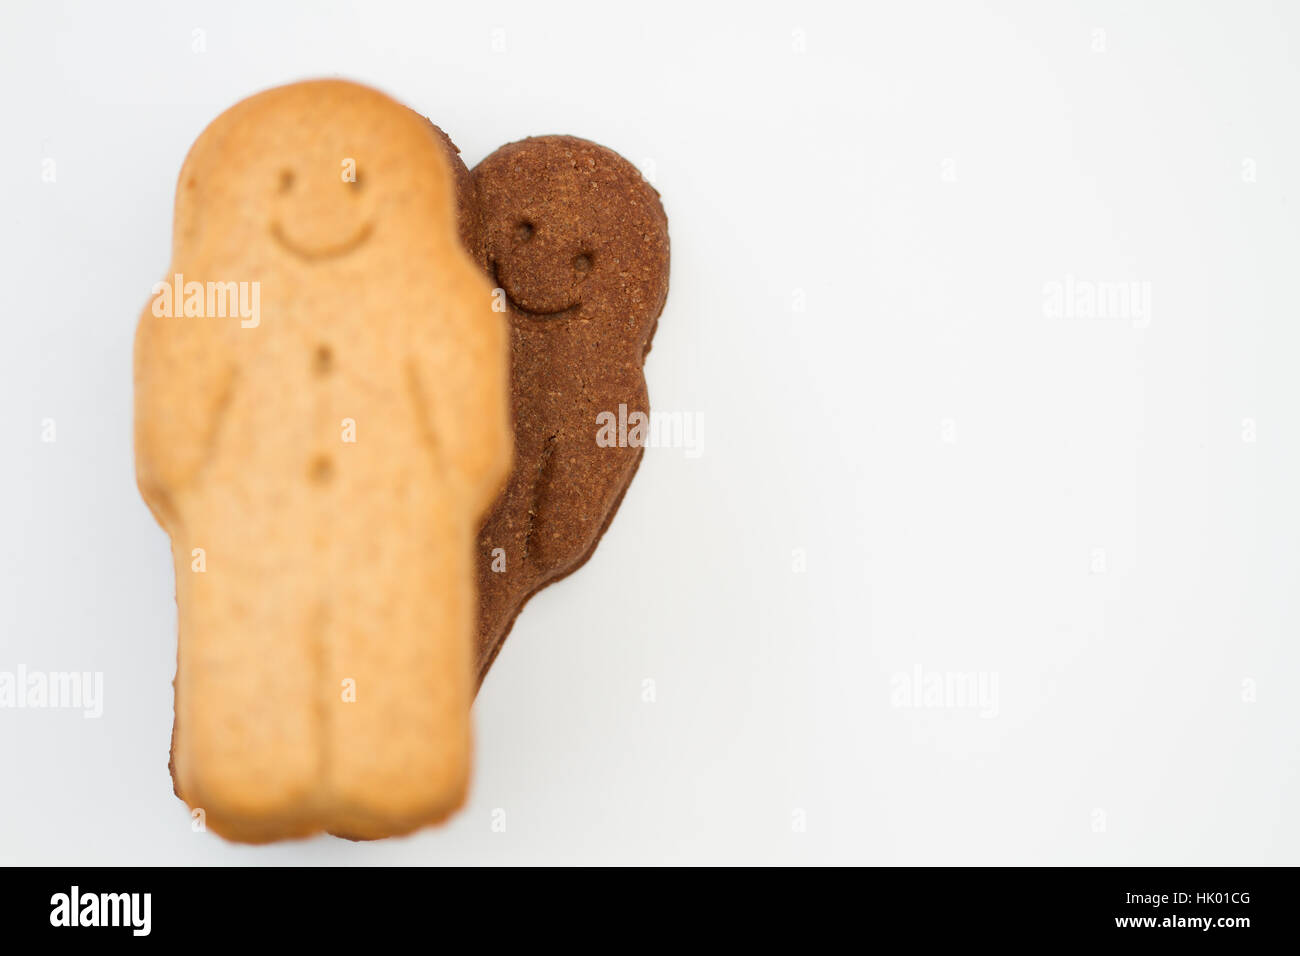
[135,80,511,842]
[470,136,670,685]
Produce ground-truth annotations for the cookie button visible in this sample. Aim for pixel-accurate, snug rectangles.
[308,454,334,484]
[312,344,334,375]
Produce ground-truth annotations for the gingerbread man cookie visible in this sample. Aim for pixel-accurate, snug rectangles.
[135,81,512,842]
[466,136,670,686]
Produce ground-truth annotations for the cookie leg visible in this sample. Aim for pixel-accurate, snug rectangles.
[171,526,326,843]
[325,510,473,839]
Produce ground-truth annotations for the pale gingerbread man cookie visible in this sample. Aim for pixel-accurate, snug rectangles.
[134,80,511,842]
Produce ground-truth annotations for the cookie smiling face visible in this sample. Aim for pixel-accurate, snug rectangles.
[269,161,372,262]
[487,213,592,317]
[475,135,669,333]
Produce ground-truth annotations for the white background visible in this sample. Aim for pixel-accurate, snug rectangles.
[1,0,1297,865]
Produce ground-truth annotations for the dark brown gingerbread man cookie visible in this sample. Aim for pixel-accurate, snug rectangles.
[469,135,670,686]
[418,124,669,687]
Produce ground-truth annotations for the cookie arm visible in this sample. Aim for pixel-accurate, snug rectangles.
[133,298,236,529]
[411,290,513,516]
[526,371,649,569]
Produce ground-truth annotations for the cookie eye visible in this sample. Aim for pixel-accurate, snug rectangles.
[278,169,295,194]
[573,253,593,274]
[515,221,535,242]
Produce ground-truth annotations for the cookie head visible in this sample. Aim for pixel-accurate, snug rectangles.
[175,80,461,268]
[475,136,669,339]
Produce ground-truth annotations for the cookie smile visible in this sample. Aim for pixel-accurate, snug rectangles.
[491,259,581,317]
[271,221,373,261]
